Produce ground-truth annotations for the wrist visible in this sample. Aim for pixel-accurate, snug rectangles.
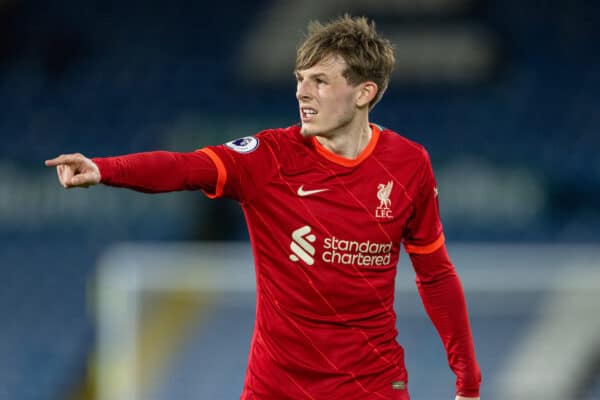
[457,389,480,398]
[91,157,108,183]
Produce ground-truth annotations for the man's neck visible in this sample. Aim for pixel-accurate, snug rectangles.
[315,122,372,160]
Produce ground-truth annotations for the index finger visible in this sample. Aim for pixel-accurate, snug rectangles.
[45,154,81,167]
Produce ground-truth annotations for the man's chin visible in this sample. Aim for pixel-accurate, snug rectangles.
[300,122,325,137]
[300,124,316,137]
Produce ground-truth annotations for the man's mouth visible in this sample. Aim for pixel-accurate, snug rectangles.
[301,107,318,121]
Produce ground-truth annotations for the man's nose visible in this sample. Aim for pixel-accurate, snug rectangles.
[296,81,312,101]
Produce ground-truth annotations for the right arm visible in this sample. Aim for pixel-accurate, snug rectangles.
[44,151,217,193]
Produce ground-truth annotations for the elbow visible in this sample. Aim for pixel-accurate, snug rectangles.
[416,268,457,286]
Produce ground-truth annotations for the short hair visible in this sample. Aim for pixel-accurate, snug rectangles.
[296,14,395,109]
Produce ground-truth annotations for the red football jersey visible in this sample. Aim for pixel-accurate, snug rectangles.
[200,124,444,400]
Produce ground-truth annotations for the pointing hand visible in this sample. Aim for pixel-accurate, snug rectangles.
[45,153,101,188]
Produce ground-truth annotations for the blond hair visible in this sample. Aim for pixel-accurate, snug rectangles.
[296,15,395,109]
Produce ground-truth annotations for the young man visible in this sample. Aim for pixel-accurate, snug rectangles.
[46,15,481,400]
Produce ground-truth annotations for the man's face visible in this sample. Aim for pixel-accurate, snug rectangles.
[295,56,360,137]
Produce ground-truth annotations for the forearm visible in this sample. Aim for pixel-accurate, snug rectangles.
[92,150,217,193]
[410,246,481,397]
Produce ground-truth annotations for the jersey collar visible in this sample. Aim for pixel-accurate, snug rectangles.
[311,123,381,167]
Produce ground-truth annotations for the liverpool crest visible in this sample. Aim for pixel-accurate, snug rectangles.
[376,181,394,219]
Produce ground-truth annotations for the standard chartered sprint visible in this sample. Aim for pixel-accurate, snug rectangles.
[322,236,393,266]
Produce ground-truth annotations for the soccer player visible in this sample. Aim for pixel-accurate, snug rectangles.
[46,15,481,400]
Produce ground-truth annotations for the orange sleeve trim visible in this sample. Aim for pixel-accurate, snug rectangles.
[198,148,227,199]
[404,233,445,255]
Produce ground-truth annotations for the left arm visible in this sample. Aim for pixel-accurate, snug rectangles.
[403,147,481,398]
[409,244,481,399]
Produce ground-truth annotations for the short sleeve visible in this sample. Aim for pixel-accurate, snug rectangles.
[403,150,445,255]
[198,132,276,203]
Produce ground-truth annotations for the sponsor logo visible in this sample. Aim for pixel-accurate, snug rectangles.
[224,136,259,153]
[289,225,316,265]
[376,180,394,219]
[289,225,392,267]
[323,236,392,266]
[297,185,329,197]
[391,381,406,390]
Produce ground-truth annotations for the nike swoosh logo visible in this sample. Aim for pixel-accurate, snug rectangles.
[297,185,329,197]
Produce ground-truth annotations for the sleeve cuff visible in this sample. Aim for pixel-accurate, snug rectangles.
[91,157,112,184]
[457,389,480,398]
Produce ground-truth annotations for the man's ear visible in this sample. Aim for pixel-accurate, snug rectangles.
[356,81,378,108]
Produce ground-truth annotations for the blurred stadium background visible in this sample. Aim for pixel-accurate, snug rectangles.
[0,0,599,399]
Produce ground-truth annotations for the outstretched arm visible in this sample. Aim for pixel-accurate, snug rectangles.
[408,244,482,400]
[45,150,217,193]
